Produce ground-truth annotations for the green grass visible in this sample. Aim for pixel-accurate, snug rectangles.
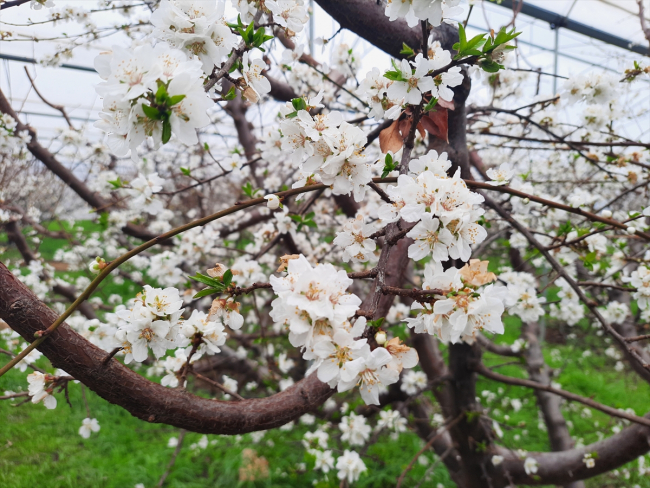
[0,363,446,488]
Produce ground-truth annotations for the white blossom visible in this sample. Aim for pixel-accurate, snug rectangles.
[27,372,57,409]
[336,450,367,484]
[79,418,101,438]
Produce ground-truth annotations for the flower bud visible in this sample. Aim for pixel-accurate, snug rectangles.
[600,209,612,218]
[88,256,106,274]
[522,198,530,205]
[626,226,636,235]
[265,194,280,210]
[375,331,387,345]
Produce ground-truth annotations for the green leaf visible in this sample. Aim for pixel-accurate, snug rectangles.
[141,104,161,120]
[204,142,210,151]
[480,59,503,73]
[463,48,484,57]
[458,23,467,51]
[367,317,385,328]
[557,222,573,236]
[482,37,494,53]
[252,26,273,48]
[381,152,397,178]
[466,33,487,50]
[400,42,415,57]
[180,167,191,176]
[193,288,220,299]
[383,70,407,82]
[222,269,233,287]
[169,94,186,106]
[108,177,123,189]
[162,119,172,144]
[155,81,168,103]
[423,97,439,112]
[305,211,315,220]
[241,181,259,198]
[98,212,109,229]
[291,97,307,111]
[494,26,520,45]
[243,20,254,44]
[189,272,224,288]
[224,86,237,100]
[289,214,303,223]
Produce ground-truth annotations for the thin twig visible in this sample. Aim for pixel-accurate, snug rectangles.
[194,372,245,401]
[625,334,650,343]
[157,429,186,488]
[24,67,74,128]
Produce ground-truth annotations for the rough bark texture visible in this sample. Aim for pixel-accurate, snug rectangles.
[446,343,497,488]
[0,262,334,434]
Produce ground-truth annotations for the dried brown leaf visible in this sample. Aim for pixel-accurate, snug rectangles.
[420,109,449,143]
[379,119,404,154]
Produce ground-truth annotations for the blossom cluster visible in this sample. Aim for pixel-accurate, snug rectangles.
[499,271,546,323]
[110,282,242,366]
[113,285,187,363]
[360,44,462,120]
[150,0,238,75]
[405,260,508,344]
[278,96,373,202]
[380,150,487,263]
[270,255,418,404]
[549,278,585,326]
[94,42,212,157]
[332,215,378,263]
[27,371,57,409]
